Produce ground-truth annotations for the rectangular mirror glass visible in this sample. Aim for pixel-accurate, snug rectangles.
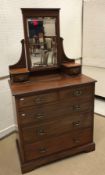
[27,17,57,68]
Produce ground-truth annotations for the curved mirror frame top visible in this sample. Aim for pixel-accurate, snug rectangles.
[21,8,60,71]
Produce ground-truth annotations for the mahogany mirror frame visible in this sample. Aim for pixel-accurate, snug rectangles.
[21,8,61,72]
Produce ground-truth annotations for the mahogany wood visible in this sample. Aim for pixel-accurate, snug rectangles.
[24,128,93,161]
[16,140,95,173]
[9,73,96,173]
[9,74,95,96]
[22,118,93,143]
[60,37,75,63]
[18,111,93,127]
[8,8,96,174]
[9,40,26,69]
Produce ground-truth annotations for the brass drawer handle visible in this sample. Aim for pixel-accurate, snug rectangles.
[73,121,80,127]
[37,129,46,136]
[39,147,47,153]
[36,114,44,119]
[21,113,26,117]
[73,105,81,112]
[74,90,82,96]
[20,98,24,101]
[34,97,42,104]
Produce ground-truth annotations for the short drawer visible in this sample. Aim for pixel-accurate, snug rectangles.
[60,84,94,100]
[16,92,59,108]
[22,112,93,143]
[24,128,93,161]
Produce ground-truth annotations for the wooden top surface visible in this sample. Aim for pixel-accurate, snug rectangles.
[9,74,96,96]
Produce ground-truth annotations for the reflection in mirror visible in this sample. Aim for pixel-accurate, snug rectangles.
[27,17,57,68]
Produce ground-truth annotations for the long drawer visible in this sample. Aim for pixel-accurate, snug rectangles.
[16,84,94,109]
[24,128,93,161]
[18,99,94,126]
[22,112,93,143]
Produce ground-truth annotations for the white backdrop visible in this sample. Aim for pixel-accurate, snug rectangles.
[83,0,105,68]
[0,0,82,77]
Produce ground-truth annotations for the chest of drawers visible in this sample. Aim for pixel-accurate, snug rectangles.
[9,74,96,173]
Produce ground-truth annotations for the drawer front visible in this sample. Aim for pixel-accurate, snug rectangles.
[16,92,59,108]
[18,99,93,126]
[22,112,93,143]
[24,128,93,161]
[18,103,65,125]
[60,84,94,100]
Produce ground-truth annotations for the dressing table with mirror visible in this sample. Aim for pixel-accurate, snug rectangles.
[9,8,96,173]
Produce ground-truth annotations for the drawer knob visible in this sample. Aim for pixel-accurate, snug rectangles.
[73,121,80,127]
[36,114,44,119]
[73,105,81,112]
[20,98,24,101]
[74,90,82,96]
[21,113,26,117]
[39,147,47,153]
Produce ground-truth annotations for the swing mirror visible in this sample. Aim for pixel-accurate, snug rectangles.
[22,9,60,71]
